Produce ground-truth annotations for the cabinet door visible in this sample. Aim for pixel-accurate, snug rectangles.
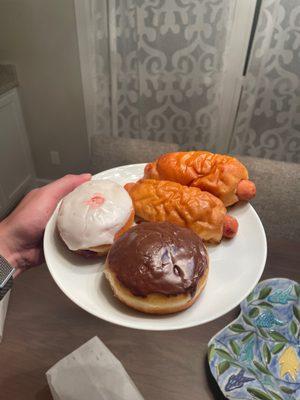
[0,89,34,215]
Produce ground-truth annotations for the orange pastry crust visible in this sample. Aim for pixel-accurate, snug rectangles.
[144,151,249,207]
[125,179,227,243]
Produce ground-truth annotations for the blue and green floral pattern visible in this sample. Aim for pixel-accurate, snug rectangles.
[208,278,300,400]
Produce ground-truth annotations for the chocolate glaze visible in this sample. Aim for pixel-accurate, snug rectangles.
[108,221,208,297]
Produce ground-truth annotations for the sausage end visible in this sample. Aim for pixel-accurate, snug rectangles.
[223,215,239,239]
[237,179,256,201]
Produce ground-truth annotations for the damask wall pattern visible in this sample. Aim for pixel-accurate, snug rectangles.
[90,0,111,140]
[89,0,300,162]
[92,0,236,151]
[230,0,300,163]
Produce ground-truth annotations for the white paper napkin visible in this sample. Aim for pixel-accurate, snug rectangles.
[0,291,10,343]
[46,336,144,400]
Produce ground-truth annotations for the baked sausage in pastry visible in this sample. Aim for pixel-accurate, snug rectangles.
[144,151,256,207]
[125,179,238,243]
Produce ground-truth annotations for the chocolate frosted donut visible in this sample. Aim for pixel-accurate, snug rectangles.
[105,222,209,314]
[108,221,207,296]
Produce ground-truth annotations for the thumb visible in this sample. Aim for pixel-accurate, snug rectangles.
[46,173,92,201]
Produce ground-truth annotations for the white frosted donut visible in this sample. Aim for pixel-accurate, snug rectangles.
[57,180,133,251]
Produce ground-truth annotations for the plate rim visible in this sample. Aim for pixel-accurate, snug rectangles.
[44,163,268,331]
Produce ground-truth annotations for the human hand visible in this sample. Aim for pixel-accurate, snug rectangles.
[0,173,91,277]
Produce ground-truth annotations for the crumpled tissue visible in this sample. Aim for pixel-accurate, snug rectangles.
[46,336,144,400]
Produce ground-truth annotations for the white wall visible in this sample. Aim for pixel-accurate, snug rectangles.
[0,0,90,179]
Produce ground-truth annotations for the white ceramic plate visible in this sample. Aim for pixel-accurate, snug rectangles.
[44,164,267,331]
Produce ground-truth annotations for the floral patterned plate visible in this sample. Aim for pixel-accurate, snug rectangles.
[208,278,300,400]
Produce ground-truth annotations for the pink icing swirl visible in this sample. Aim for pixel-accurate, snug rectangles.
[84,193,105,208]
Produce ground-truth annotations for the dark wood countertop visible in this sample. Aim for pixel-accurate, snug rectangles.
[0,236,298,400]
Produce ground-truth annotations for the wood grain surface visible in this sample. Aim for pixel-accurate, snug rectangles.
[0,238,298,400]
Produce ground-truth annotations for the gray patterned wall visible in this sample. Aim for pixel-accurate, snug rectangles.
[230,0,300,163]
[90,0,300,162]
[114,0,233,151]
[92,0,235,152]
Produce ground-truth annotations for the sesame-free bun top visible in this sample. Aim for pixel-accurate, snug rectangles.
[107,221,208,297]
[57,180,133,251]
